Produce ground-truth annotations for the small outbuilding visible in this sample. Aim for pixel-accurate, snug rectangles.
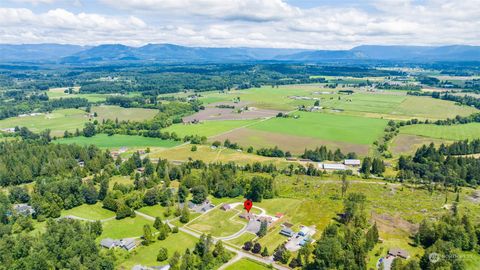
[220,204,231,211]
[280,227,295,237]
[344,159,361,166]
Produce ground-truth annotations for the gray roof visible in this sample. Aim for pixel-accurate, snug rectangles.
[121,238,137,251]
[13,204,35,215]
[100,238,116,248]
[280,227,294,236]
[321,163,347,170]
[388,248,409,258]
[344,159,361,165]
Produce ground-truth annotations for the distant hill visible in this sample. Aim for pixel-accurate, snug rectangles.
[0,43,479,63]
[0,44,88,62]
[280,45,480,62]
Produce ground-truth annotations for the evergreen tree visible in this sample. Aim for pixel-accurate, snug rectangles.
[157,247,168,262]
[143,224,154,245]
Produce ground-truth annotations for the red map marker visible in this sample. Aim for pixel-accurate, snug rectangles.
[244,199,253,213]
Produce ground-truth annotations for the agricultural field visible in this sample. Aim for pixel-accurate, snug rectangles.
[47,87,109,102]
[55,134,181,149]
[92,105,158,122]
[148,144,289,167]
[213,111,387,155]
[400,123,480,141]
[390,134,450,156]
[163,119,259,138]
[0,108,88,137]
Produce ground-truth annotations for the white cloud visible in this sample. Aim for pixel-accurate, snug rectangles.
[0,0,479,48]
[8,0,57,4]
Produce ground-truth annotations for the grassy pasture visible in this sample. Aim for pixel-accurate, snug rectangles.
[137,204,169,218]
[390,134,450,156]
[163,119,259,138]
[55,134,181,149]
[117,231,199,269]
[226,232,257,248]
[92,105,158,122]
[61,203,115,220]
[187,208,245,237]
[47,87,108,102]
[0,108,88,137]
[249,111,387,145]
[148,144,289,167]
[400,123,480,141]
[224,258,271,270]
[100,216,153,239]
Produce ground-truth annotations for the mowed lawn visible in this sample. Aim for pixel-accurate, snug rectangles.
[55,134,181,148]
[61,203,115,220]
[92,105,158,122]
[100,216,153,239]
[163,119,259,138]
[118,231,199,269]
[0,108,88,137]
[249,111,387,145]
[187,208,245,237]
[400,123,480,141]
[224,258,271,270]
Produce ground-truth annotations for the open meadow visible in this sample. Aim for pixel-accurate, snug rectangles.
[187,208,246,237]
[400,123,480,141]
[0,108,88,137]
[163,119,259,138]
[92,105,159,122]
[224,258,271,270]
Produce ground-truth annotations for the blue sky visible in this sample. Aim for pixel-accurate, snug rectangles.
[1,0,478,49]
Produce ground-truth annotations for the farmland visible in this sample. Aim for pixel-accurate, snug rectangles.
[0,108,88,137]
[187,207,246,237]
[400,123,480,141]
[163,119,260,138]
[92,105,158,122]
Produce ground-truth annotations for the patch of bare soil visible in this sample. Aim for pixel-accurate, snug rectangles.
[210,128,369,155]
[372,212,419,235]
[468,190,480,204]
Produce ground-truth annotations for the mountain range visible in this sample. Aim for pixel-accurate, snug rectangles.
[0,43,479,64]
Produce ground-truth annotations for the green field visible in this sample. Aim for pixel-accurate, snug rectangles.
[47,87,108,102]
[61,203,115,220]
[101,216,153,239]
[137,204,169,218]
[187,208,245,237]
[226,232,257,248]
[117,231,199,269]
[249,111,387,145]
[55,134,181,149]
[224,258,271,270]
[0,108,88,137]
[163,119,259,138]
[400,123,480,141]
[92,105,158,122]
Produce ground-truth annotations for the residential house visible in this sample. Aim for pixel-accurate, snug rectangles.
[388,248,410,259]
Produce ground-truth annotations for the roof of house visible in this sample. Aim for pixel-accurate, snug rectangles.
[275,213,284,218]
[388,248,409,258]
[321,163,347,170]
[344,159,361,165]
[121,238,137,251]
[283,222,294,228]
[221,204,231,210]
[100,238,116,248]
[280,227,294,236]
[13,204,35,215]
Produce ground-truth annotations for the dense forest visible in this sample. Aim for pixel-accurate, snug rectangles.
[397,142,480,186]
